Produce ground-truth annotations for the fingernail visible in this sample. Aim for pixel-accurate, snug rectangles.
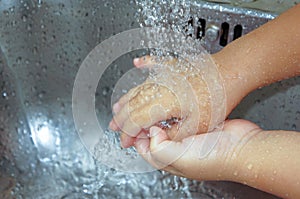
[150,126,160,137]
[137,132,148,139]
[135,139,147,153]
[133,58,140,64]
[113,103,121,113]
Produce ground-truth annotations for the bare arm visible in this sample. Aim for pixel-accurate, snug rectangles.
[122,4,300,198]
[134,120,300,199]
[110,5,300,147]
[213,4,300,113]
[211,5,300,197]
[229,130,300,199]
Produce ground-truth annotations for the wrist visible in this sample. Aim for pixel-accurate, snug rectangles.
[216,121,263,182]
[211,51,253,116]
[228,130,300,198]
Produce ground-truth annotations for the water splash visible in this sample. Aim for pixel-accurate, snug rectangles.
[135,0,192,30]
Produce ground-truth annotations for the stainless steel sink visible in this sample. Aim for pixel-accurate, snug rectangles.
[0,0,299,198]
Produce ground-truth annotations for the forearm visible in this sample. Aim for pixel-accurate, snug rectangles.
[229,130,300,198]
[213,4,300,113]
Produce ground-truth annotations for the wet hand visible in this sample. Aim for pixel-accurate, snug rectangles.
[109,55,221,148]
[134,119,261,181]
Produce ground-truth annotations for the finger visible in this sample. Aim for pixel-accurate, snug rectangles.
[133,55,155,68]
[149,126,169,149]
[112,86,139,114]
[110,87,141,130]
[134,137,150,154]
[112,102,122,114]
[120,129,149,148]
[134,136,185,174]
[109,119,119,131]
[120,103,177,138]
[112,102,132,131]
[113,83,168,133]
[149,126,180,166]
[148,126,191,166]
[133,55,178,68]
[134,136,169,169]
[111,99,138,131]
[120,133,136,148]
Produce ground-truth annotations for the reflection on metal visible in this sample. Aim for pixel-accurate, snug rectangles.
[188,1,277,53]
[0,0,298,198]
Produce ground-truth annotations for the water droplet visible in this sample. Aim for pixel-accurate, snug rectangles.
[42,65,47,72]
[9,6,15,13]
[247,164,253,170]
[27,23,32,30]
[38,91,46,98]
[11,20,17,27]
[16,57,22,64]
[266,150,270,154]
[37,0,42,8]
[102,87,110,96]
[296,111,300,119]
[3,10,9,16]
[144,95,150,102]
[24,100,29,107]
[2,92,8,99]
[32,46,38,54]
[21,15,27,22]
[56,53,61,60]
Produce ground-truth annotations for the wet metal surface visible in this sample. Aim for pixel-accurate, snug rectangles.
[0,0,298,198]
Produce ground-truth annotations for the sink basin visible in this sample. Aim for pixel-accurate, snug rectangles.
[0,0,298,198]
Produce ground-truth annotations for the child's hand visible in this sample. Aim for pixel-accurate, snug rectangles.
[134,118,300,199]
[134,119,261,181]
[108,4,300,198]
[109,55,225,148]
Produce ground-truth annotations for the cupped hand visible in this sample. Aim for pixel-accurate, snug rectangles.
[134,119,261,181]
[109,55,223,148]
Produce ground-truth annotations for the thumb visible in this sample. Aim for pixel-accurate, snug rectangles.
[149,126,169,149]
[148,126,190,167]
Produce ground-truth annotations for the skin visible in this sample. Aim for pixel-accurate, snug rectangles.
[110,56,214,145]
[135,121,300,199]
[109,4,300,198]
